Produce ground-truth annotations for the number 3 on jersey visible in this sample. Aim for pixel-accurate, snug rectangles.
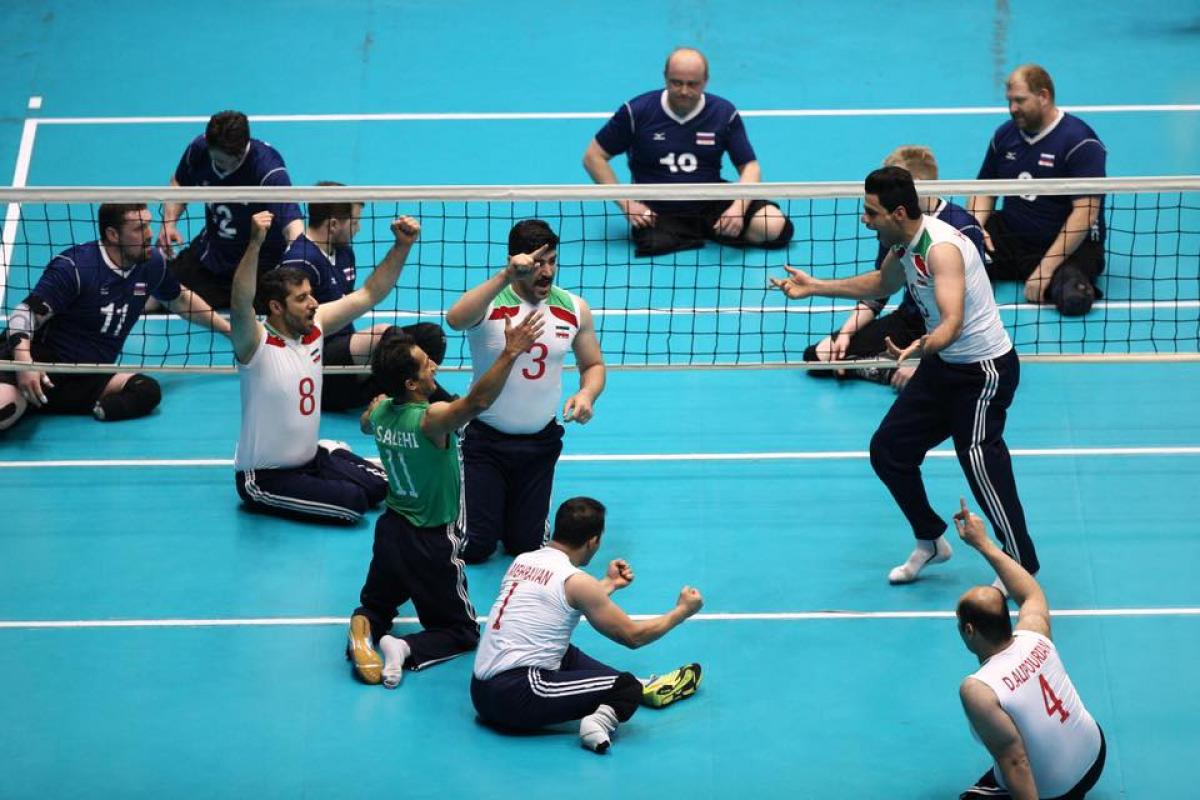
[522,342,548,380]
[1039,674,1070,723]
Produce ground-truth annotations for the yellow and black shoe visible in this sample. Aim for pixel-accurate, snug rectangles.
[641,663,702,708]
[347,614,382,685]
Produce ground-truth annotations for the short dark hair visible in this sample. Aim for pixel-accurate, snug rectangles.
[1011,64,1055,101]
[507,219,559,257]
[308,181,362,228]
[206,110,250,155]
[551,497,606,547]
[97,203,148,241]
[865,166,921,220]
[957,590,1013,644]
[256,266,309,315]
[370,331,421,397]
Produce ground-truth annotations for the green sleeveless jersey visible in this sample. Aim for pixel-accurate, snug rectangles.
[369,399,461,528]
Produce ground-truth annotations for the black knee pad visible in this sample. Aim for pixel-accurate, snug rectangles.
[94,374,161,422]
[1049,265,1097,317]
[759,217,794,249]
[802,342,835,379]
[404,322,448,364]
[610,672,644,722]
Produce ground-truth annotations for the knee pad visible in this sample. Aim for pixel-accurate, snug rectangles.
[94,374,161,422]
[1049,265,1096,317]
[759,217,794,249]
[634,227,703,257]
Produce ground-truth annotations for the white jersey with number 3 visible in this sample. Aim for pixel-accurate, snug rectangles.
[968,630,1101,797]
[474,547,582,680]
[234,323,323,470]
[466,285,581,434]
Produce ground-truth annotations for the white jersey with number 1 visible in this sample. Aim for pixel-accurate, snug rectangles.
[234,322,323,471]
[968,630,1101,797]
[474,547,582,680]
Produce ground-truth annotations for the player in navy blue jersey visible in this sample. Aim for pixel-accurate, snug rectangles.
[583,48,792,257]
[1,203,230,431]
[277,183,454,411]
[968,65,1107,316]
[804,146,987,390]
[155,110,303,309]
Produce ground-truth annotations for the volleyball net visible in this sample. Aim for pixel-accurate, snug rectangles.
[1,177,1197,374]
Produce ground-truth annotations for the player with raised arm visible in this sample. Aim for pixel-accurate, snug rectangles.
[954,498,1105,799]
[229,210,420,524]
[445,219,606,563]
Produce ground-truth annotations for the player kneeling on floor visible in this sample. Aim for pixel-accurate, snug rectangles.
[470,497,703,754]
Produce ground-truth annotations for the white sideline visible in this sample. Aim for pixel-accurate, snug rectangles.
[31,103,1200,125]
[2,607,1198,630]
[0,445,1198,470]
[0,116,39,311]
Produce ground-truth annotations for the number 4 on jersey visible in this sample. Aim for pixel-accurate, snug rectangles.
[1039,674,1070,723]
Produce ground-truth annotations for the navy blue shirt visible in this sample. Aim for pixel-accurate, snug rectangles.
[872,200,986,317]
[173,136,303,275]
[594,90,757,213]
[278,234,357,338]
[33,242,181,364]
[976,112,1106,248]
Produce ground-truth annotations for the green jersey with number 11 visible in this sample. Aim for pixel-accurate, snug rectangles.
[370,399,461,527]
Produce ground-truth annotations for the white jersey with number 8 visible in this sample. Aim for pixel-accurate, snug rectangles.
[235,323,323,470]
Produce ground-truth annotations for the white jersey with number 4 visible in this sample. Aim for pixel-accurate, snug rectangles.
[892,214,1011,364]
[474,547,582,680]
[234,323,323,471]
[466,285,581,434]
[968,630,1101,797]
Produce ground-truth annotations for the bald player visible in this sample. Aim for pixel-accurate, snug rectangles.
[583,47,792,257]
[954,499,1105,800]
[445,219,606,564]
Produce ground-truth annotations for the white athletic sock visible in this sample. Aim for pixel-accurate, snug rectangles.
[888,536,953,584]
[579,704,619,753]
[318,438,350,454]
[379,635,411,689]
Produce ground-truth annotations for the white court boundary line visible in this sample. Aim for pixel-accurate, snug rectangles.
[1,445,1197,470]
[0,116,39,311]
[30,104,1200,125]
[2,607,1198,630]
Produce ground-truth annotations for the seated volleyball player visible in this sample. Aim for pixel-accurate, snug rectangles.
[229,210,421,524]
[1,203,230,432]
[471,497,703,754]
[583,47,792,257]
[277,183,453,411]
[954,499,1105,799]
[156,110,303,309]
[345,310,544,689]
[803,145,985,391]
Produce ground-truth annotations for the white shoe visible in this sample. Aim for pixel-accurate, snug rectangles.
[579,704,619,754]
[379,635,409,689]
[888,536,953,584]
[318,439,350,454]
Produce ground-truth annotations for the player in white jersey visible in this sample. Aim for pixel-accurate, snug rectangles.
[446,220,606,563]
[953,499,1105,799]
[229,211,420,524]
[772,167,1039,584]
[471,497,704,754]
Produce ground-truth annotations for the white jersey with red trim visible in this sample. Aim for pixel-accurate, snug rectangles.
[466,284,581,434]
[234,322,324,470]
[968,630,1101,797]
[474,547,582,680]
[892,214,1011,364]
